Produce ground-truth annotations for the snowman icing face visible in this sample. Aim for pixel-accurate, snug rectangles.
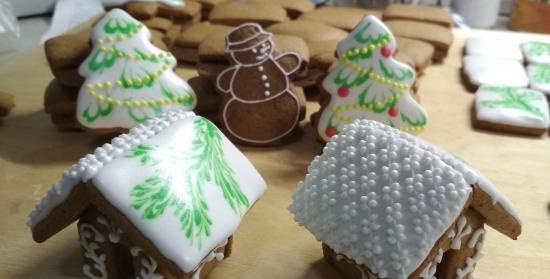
[231,39,274,66]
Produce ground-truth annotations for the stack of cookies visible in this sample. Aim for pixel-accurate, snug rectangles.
[43,1,456,132]
[462,38,550,136]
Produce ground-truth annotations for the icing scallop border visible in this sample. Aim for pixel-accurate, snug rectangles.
[27,110,197,228]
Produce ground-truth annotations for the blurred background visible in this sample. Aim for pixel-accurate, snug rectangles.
[0,0,548,65]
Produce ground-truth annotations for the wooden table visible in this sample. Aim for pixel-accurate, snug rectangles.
[1,29,549,279]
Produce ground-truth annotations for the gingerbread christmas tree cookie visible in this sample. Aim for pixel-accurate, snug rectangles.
[29,111,266,279]
[76,9,196,131]
[522,42,550,64]
[216,23,304,145]
[290,119,521,279]
[314,16,427,143]
[527,63,550,95]
[474,85,549,136]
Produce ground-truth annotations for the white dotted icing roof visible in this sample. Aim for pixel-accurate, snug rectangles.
[28,110,197,228]
[290,119,520,279]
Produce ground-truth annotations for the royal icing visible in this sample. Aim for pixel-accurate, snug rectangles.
[291,119,472,279]
[79,223,108,279]
[28,111,266,273]
[97,216,123,244]
[475,85,550,129]
[316,16,428,142]
[131,246,164,279]
[76,9,196,130]
[191,238,228,279]
[418,249,443,279]
[455,228,485,279]
[463,55,528,87]
[465,38,523,61]
[217,23,302,144]
[527,63,550,95]
[290,119,521,279]
[102,0,185,8]
[449,215,472,250]
[522,42,550,64]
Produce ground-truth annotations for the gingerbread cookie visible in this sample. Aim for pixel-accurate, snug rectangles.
[465,37,523,61]
[290,119,521,279]
[208,3,289,27]
[395,36,434,72]
[462,55,528,90]
[75,9,196,132]
[29,110,267,279]
[249,0,315,19]
[522,41,550,64]
[266,20,349,44]
[384,20,453,60]
[473,85,549,136]
[45,29,91,71]
[294,40,339,88]
[314,16,428,143]
[216,23,304,145]
[0,91,15,118]
[299,6,382,32]
[527,63,550,95]
[44,79,77,116]
[192,0,231,19]
[382,4,454,28]
[172,22,233,63]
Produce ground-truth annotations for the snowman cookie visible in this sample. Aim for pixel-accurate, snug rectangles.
[216,23,304,145]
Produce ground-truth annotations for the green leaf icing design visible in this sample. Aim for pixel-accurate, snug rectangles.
[103,18,139,34]
[527,42,550,58]
[128,118,249,247]
[479,86,547,120]
[88,48,118,72]
[531,63,550,84]
[83,96,113,123]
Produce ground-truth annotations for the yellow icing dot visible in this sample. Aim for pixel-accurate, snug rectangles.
[106,36,113,42]
[115,81,123,88]
[116,35,125,41]
[105,81,112,88]
[115,100,122,107]
[124,101,131,107]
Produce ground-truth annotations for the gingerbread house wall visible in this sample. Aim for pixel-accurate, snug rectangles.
[77,206,233,279]
[321,206,488,279]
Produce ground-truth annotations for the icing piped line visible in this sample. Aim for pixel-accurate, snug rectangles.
[27,110,196,228]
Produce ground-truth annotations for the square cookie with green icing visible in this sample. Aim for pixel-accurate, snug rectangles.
[474,85,549,136]
[522,42,550,64]
[527,63,550,95]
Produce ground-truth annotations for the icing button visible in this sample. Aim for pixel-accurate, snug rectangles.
[264,82,270,88]
[258,66,264,71]
[265,91,271,96]
[261,75,268,81]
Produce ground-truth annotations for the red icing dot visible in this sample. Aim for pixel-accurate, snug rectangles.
[326,127,337,138]
[337,86,350,98]
[381,45,392,58]
[388,107,399,117]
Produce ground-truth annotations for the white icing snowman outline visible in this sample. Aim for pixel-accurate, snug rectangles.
[217,23,303,144]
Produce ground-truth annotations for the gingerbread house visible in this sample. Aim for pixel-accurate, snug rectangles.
[290,119,521,279]
[28,111,266,279]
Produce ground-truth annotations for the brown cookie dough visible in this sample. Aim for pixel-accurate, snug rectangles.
[208,3,289,27]
[267,20,348,43]
[299,6,382,31]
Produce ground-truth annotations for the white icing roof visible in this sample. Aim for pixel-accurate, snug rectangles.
[289,119,521,279]
[28,110,266,273]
